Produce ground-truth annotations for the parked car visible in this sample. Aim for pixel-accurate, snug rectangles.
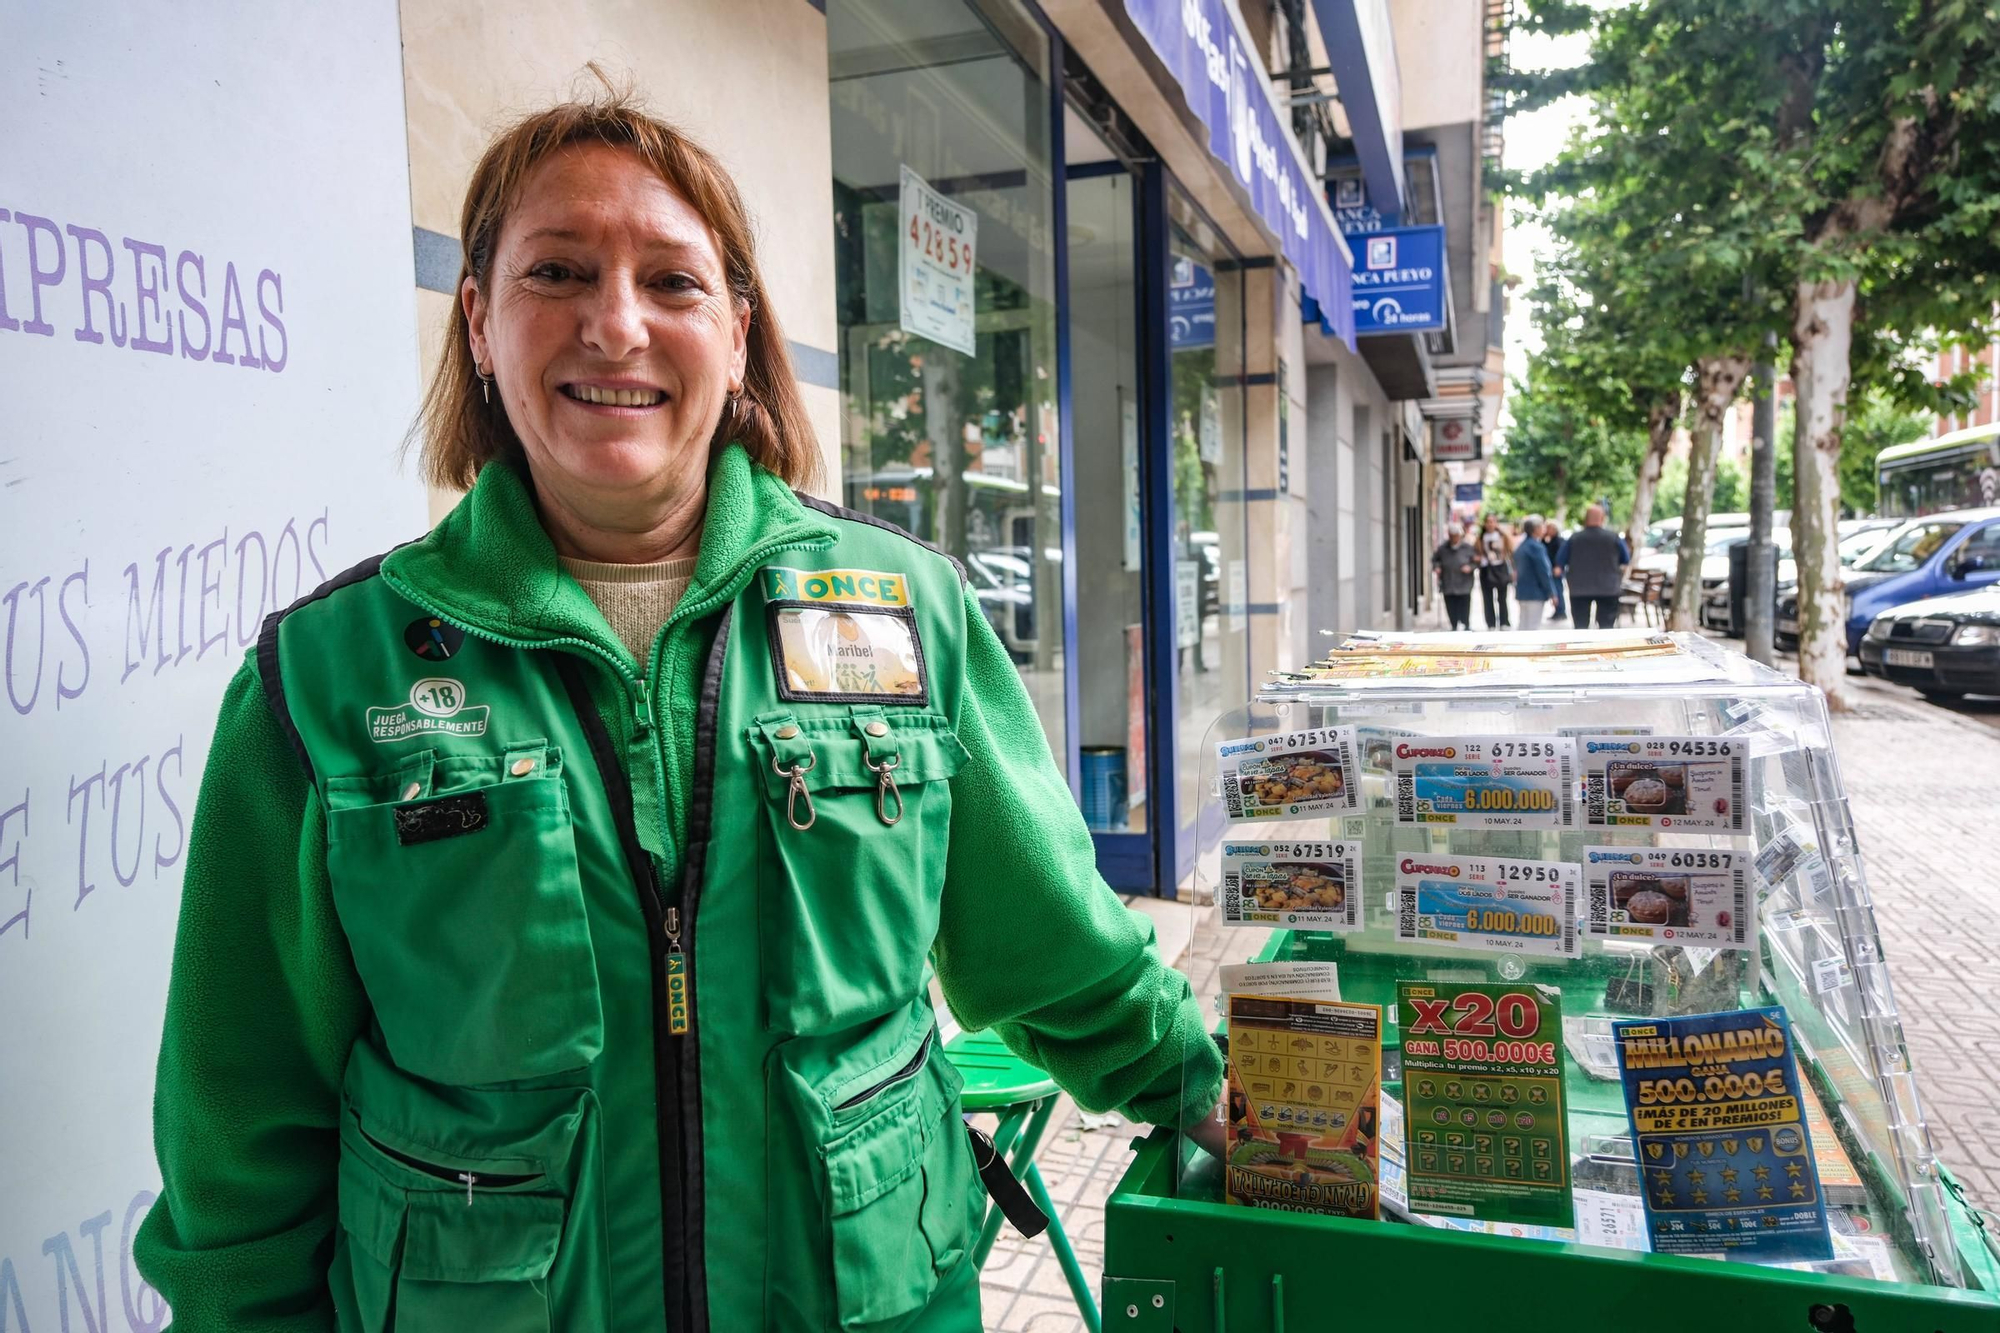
[1699,529,1795,631]
[1776,508,2000,654]
[967,549,1036,662]
[1638,523,1747,576]
[1838,522,1900,569]
[1858,584,2000,700]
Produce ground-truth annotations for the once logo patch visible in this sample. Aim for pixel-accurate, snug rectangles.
[764,566,911,608]
[366,676,491,743]
[767,602,928,705]
[405,616,466,661]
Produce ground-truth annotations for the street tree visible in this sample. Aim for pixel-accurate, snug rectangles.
[1509,0,2000,694]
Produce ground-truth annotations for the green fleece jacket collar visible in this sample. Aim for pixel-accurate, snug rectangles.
[379,444,837,666]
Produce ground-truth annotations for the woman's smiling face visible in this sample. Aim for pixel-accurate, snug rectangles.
[464,141,748,507]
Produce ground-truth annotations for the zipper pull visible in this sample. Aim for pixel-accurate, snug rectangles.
[665,907,690,1036]
[633,679,656,736]
[457,1170,477,1207]
[632,677,654,736]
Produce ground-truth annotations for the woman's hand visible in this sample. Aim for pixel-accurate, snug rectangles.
[1184,1094,1228,1160]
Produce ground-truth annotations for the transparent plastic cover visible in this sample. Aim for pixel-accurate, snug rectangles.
[1176,631,1963,1288]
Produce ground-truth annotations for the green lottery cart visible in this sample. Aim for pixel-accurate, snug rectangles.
[1103,632,2000,1332]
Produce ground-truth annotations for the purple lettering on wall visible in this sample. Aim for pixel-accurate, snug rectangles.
[120,1192,166,1333]
[233,530,268,649]
[0,210,20,333]
[66,225,128,347]
[3,577,50,716]
[121,549,171,685]
[57,565,90,707]
[175,250,209,361]
[68,764,106,909]
[0,790,28,944]
[196,534,228,660]
[108,758,150,889]
[153,739,186,874]
[213,262,261,369]
[0,207,286,370]
[123,238,174,355]
[41,1211,113,1333]
[307,510,330,584]
[172,543,196,667]
[52,733,196,923]
[17,212,65,336]
[0,1256,29,1332]
[256,269,287,372]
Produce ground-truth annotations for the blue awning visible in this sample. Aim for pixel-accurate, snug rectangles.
[1122,0,1356,349]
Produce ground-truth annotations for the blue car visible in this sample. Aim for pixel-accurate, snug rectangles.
[1777,508,2000,655]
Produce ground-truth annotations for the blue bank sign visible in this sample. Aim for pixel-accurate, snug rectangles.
[1169,257,1215,348]
[1351,224,1446,335]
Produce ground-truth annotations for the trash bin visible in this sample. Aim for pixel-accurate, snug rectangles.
[1080,746,1127,831]
[1726,540,1750,637]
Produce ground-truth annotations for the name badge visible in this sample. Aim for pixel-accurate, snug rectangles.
[767,601,929,706]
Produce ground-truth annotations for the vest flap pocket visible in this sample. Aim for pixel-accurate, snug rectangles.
[826,1085,934,1215]
[750,714,967,794]
[401,1190,565,1283]
[821,1056,974,1330]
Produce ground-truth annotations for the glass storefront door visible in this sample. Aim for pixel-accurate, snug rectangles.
[1067,144,1151,868]
[829,0,1066,757]
[1165,188,1249,884]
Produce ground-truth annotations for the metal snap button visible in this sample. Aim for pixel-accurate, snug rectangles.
[865,720,889,737]
[510,758,535,777]
[774,724,800,740]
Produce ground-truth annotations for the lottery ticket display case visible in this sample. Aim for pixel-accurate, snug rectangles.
[1102,632,2000,1332]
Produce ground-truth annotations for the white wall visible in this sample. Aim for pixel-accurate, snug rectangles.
[0,4,423,1322]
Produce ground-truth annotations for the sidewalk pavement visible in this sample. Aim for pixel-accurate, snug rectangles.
[972,616,2000,1331]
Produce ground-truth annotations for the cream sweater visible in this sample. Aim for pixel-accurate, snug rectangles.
[560,555,698,663]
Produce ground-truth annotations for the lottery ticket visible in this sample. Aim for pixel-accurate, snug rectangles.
[1394,855,1581,958]
[1224,995,1383,1219]
[1392,735,1577,829]
[1583,847,1755,952]
[1220,841,1363,931]
[1613,1006,1833,1262]
[1217,726,1361,820]
[1397,981,1573,1228]
[1578,734,1749,833]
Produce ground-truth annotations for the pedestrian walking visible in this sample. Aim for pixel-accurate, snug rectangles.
[1513,516,1557,630]
[1477,512,1514,629]
[1553,503,1631,629]
[1541,519,1568,621]
[1433,522,1478,630]
[133,89,1224,1332]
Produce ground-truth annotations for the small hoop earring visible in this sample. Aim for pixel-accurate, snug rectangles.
[477,369,493,405]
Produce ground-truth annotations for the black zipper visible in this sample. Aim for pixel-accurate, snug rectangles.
[554,653,692,1330]
[554,609,732,1333]
[833,1029,935,1111]
[356,1125,542,1192]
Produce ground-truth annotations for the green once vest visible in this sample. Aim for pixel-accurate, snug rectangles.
[263,489,986,1332]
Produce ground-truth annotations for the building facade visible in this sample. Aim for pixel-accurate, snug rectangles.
[397,0,1502,894]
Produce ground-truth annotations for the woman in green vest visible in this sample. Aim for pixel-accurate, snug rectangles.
[135,87,1223,1332]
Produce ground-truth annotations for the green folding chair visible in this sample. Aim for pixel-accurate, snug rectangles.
[945,1029,1102,1333]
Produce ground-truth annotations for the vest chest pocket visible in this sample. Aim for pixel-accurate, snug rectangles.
[325,748,604,1086]
[751,712,968,1035]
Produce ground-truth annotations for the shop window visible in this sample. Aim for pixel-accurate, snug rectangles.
[829,0,1065,756]
[1166,188,1249,855]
